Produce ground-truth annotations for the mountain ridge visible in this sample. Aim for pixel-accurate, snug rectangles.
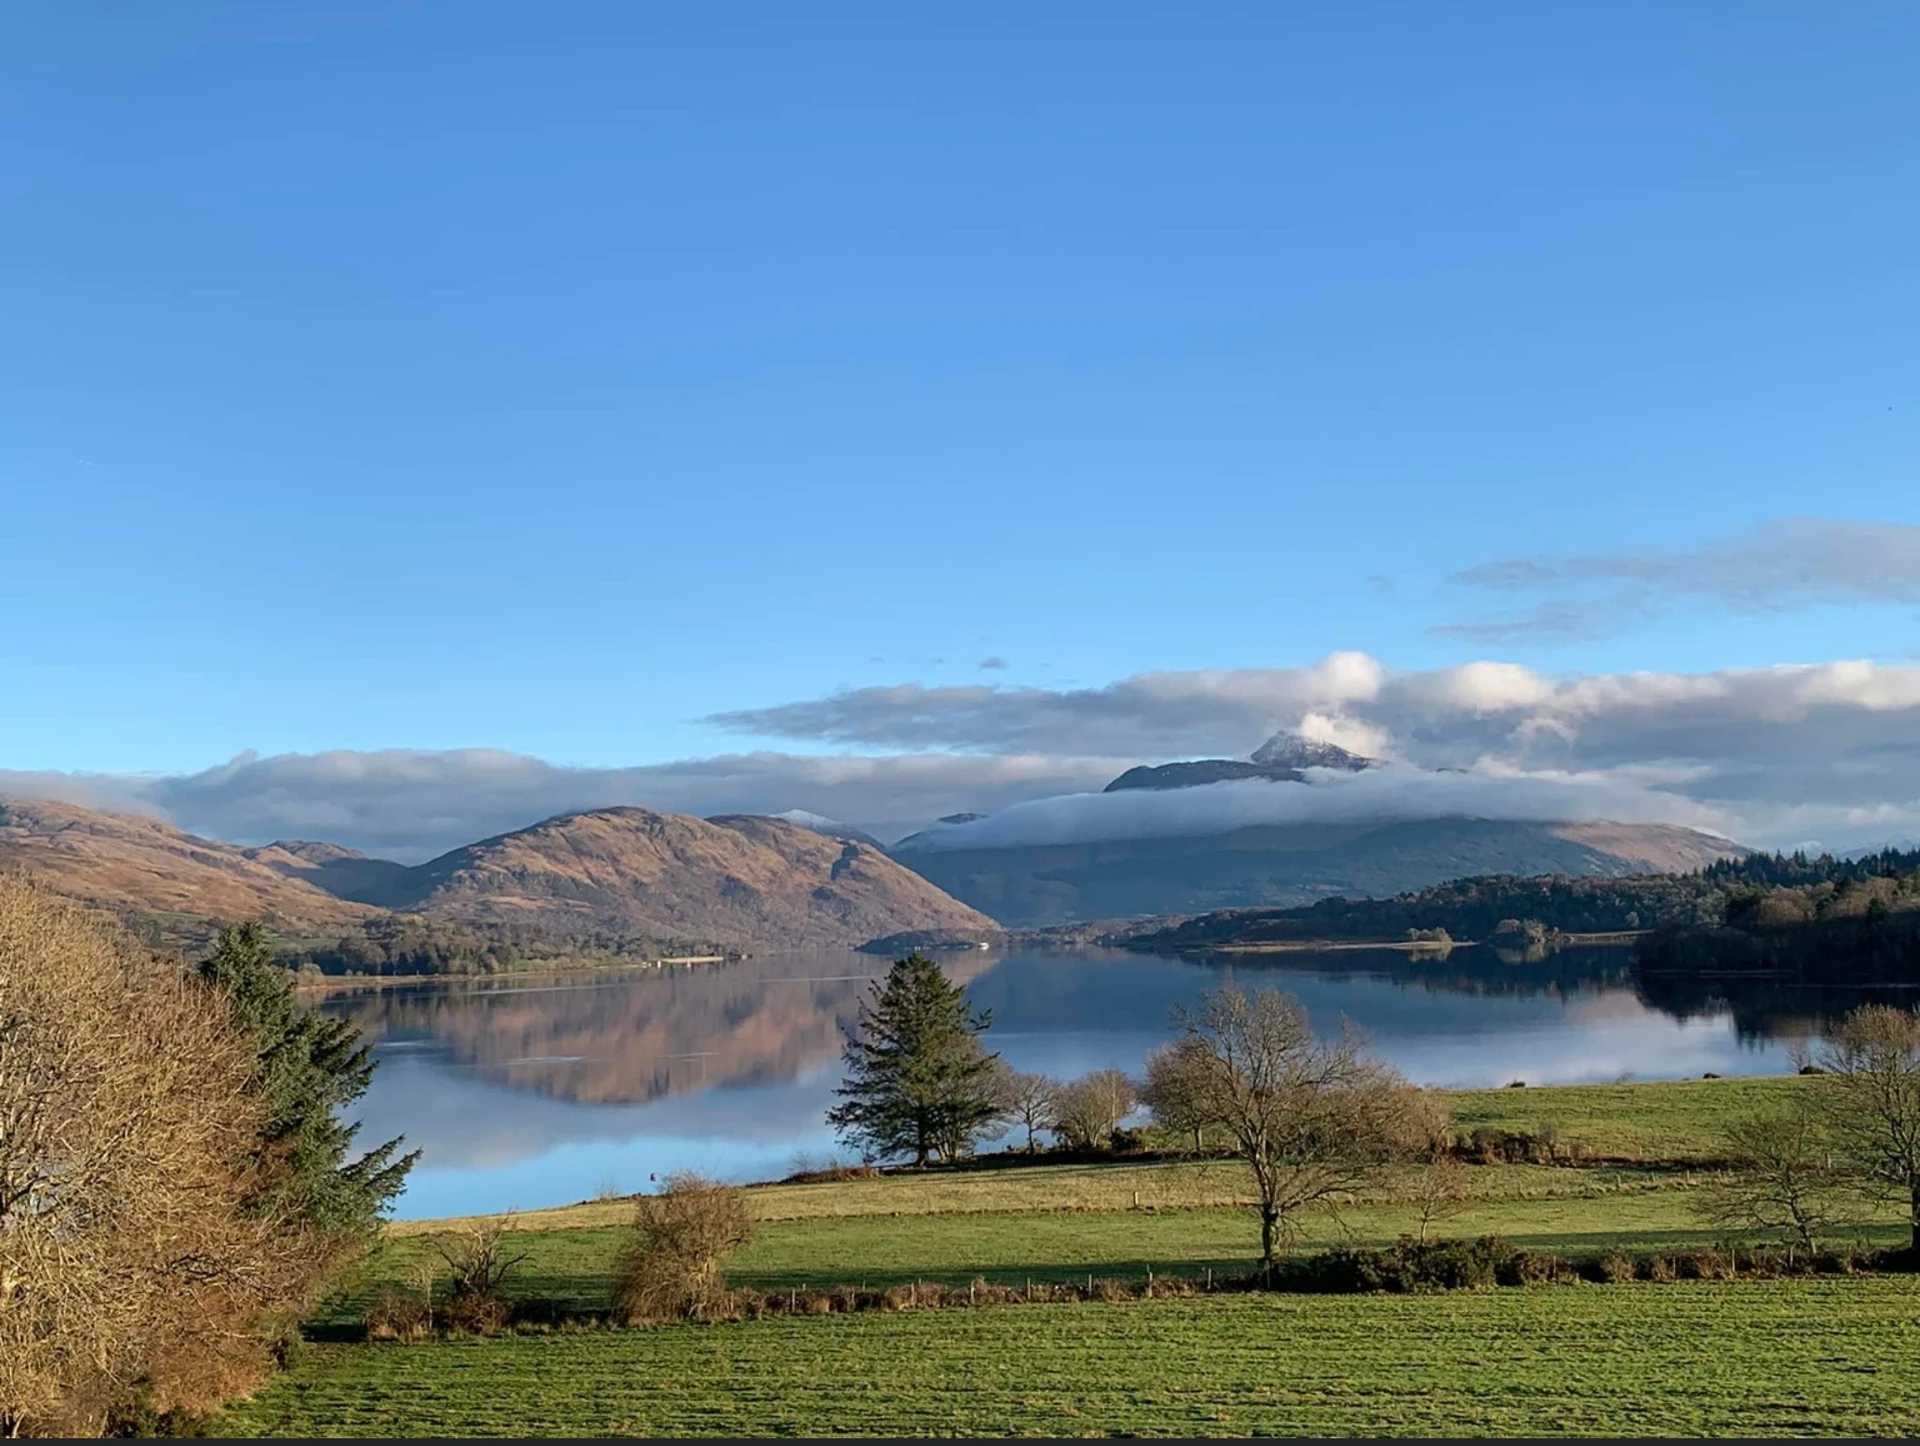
[890,814,1744,927]
[0,798,993,953]
[1103,730,1376,793]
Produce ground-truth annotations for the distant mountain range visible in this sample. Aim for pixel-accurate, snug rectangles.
[891,817,1742,927]
[0,798,994,954]
[0,728,1749,951]
[887,732,1745,927]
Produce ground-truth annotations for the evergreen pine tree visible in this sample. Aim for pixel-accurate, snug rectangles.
[198,923,418,1244]
[826,953,1001,1166]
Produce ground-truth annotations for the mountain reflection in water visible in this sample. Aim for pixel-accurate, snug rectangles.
[317,945,1856,1219]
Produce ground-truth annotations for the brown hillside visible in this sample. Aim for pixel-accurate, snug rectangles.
[242,838,413,903]
[0,798,380,945]
[1546,822,1745,874]
[384,806,998,948]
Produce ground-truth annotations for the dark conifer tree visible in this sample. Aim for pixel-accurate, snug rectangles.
[198,923,417,1245]
[827,953,1001,1166]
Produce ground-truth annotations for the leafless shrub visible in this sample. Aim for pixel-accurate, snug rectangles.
[1595,1250,1637,1283]
[439,1288,511,1335]
[613,1172,755,1324]
[1534,1119,1562,1163]
[362,1287,432,1342]
[439,1215,527,1298]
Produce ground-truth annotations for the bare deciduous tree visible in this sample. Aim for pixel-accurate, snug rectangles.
[1410,1154,1470,1243]
[1140,1039,1216,1154]
[1171,986,1424,1273]
[1693,1097,1847,1256]
[991,1067,1056,1153]
[1049,1068,1138,1151]
[0,881,319,1436]
[1817,1006,1920,1251]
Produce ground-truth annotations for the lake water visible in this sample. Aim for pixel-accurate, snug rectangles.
[317,944,1838,1220]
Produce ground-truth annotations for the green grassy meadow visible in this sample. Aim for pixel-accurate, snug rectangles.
[219,1076,1920,1438]
[225,1282,1920,1438]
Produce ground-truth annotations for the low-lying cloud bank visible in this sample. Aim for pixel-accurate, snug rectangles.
[0,750,1125,861]
[7,654,1920,860]
[890,765,1726,854]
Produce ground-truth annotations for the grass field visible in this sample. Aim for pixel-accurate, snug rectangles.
[341,1174,1906,1324]
[394,1075,1806,1241]
[220,1075,1920,1438]
[223,1281,1920,1438]
[1444,1075,1808,1160]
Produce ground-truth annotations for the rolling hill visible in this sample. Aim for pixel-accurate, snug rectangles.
[361,807,996,949]
[0,798,383,943]
[0,799,996,954]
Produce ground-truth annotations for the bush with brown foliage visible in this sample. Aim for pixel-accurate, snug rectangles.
[362,1287,433,1343]
[613,1173,755,1324]
[0,881,325,1436]
[1595,1250,1637,1283]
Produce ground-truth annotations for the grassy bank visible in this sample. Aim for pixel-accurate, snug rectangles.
[219,1075,1920,1438]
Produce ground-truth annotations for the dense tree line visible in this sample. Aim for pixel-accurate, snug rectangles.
[282,916,526,977]
[1137,848,1920,953]
[279,915,736,977]
[1637,891,1920,983]
[1701,847,1920,890]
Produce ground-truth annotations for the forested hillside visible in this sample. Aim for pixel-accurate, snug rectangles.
[1132,848,1920,952]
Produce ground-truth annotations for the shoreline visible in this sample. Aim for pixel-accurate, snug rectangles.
[384,1071,1800,1234]
[1207,929,1647,955]
[289,954,734,995]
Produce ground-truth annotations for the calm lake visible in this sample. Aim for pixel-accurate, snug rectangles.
[317,944,1837,1220]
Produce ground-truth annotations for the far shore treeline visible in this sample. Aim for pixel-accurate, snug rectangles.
[1136,846,1920,968]
[224,843,1920,984]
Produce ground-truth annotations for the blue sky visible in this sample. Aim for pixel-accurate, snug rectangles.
[3,1,1916,803]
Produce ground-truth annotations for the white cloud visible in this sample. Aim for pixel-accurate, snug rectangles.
[892,765,1724,854]
[9,652,1920,859]
[703,653,1920,853]
[0,750,1123,860]
[1438,518,1920,640]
